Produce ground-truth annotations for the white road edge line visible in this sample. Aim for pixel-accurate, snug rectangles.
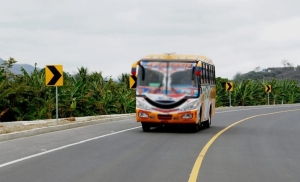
[0,118,136,144]
[215,105,300,113]
[0,126,141,169]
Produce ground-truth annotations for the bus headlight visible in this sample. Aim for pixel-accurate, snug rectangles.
[136,100,152,110]
[180,100,199,111]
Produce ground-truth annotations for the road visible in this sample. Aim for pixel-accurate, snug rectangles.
[0,104,300,182]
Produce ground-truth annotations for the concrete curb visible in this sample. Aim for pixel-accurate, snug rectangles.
[0,113,136,126]
[0,114,136,142]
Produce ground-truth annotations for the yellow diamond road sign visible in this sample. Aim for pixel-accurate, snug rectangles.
[45,65,63,86]
[226,82,233,91]
[265,85,271,92]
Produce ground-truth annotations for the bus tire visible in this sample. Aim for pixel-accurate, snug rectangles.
[142,123,151,132]
[198,107,203,131]
[192,122,200,132]
[203,107,211,128]
[191,107,202,132]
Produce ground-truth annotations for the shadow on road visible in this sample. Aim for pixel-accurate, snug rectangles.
[141,125,225,134]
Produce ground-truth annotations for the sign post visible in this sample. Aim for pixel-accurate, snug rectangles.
[46,65,63,123]
[229,92,231,107]
[56,86,58,122]
[226,82,233,107]
[265,85,271,105]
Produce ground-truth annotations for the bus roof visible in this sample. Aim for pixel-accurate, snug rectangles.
[140,53,214,65]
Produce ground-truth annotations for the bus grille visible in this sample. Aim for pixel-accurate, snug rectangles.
[158,114,172,120]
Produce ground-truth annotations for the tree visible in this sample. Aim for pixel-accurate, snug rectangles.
[282,59,294,67]
[233,72,243,82]
[282,59,288,67]
[254,66,261,72]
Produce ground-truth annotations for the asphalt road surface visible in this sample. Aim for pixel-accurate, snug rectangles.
[0,104,300,182]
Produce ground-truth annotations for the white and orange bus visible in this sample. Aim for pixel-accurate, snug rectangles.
[129,53,216,132]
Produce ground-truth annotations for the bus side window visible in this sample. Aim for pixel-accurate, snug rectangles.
[205,64,208,83]
[205,63,208,84]
[210,65,213,84]
[198,62,202,85]
[206,64,208,84]
[202,63,206,83]
[212,66,215,84]
[201,63,205,83]
[213,66,216,84]
[206,64,208,83]
[211,65,213,84]
[208,65,211,84]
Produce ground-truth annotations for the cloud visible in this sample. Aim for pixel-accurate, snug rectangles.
[115,9,142,23]
[1,0,300,79]
[260,17,300,42]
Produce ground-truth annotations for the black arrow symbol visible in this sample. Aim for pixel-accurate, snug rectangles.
[266,85,270,92]
[130,75,137,88]
[227,82,232,91]
[47,66,62,85]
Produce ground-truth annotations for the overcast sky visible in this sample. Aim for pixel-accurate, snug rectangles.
[1,0,300,79]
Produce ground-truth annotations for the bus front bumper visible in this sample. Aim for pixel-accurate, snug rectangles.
[136,109,198,124]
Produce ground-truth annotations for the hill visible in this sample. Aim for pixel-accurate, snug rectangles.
[233,66,300,83]
[0,58,40,74]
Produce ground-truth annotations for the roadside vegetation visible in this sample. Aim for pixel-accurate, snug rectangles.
[1,58,135,122]
[1,58,299,122]
[216,77,300,107]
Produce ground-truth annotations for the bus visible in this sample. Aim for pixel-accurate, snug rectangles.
[129,53,216,132]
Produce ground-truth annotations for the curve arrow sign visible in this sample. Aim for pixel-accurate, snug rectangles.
[47,66,62,85]
[226,82,233,91]
[266,85,271,92]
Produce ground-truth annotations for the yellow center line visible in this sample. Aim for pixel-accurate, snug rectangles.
[188,108,300,182]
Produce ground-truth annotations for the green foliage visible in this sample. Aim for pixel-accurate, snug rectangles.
[216,77,300,107]
[0,58,299,121]
[0,58,136,122]
[215,77,229,107]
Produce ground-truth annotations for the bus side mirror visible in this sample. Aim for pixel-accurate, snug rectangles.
[132,65,145,81]
[195,67,201,76]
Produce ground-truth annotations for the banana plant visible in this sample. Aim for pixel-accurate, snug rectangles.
[232,79,261,106]
[215,77,229,107]
[1,56,300,122]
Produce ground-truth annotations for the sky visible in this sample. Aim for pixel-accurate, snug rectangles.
[1,0,300,79]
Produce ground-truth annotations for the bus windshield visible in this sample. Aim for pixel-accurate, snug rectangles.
[136,61,199,98]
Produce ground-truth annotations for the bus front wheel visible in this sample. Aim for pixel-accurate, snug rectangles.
[192,108,203,132]
[142,123,151,132]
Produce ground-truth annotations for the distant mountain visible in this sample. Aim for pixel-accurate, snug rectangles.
[0,58,40,74]
[233,66,300,83]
